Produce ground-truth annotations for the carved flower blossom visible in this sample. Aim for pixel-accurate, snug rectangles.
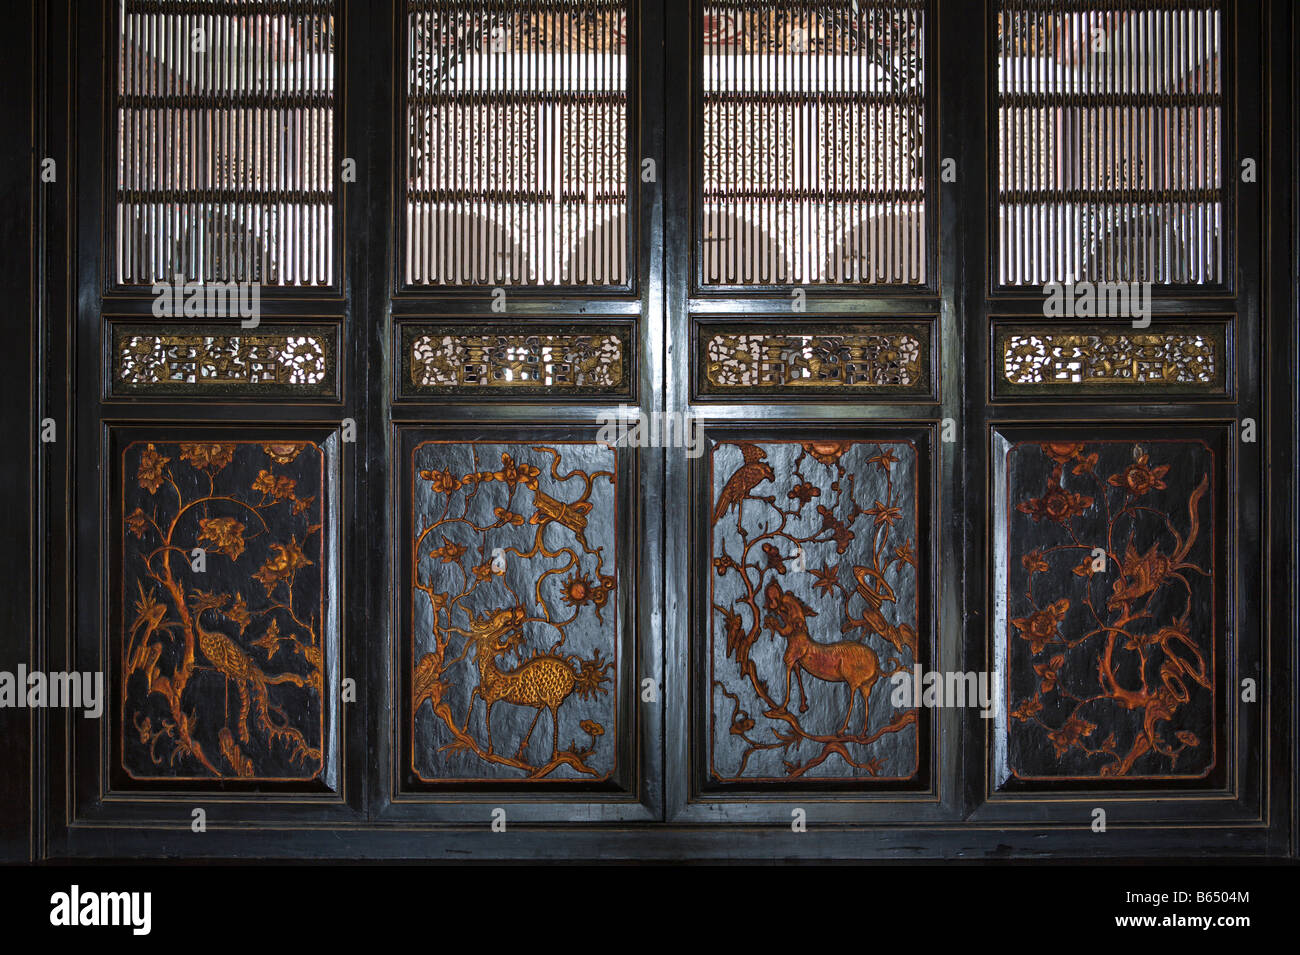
[1034,654,1066,694]
[1071,553,1100,577]
[1017,475,1094,525]
[496,454,540,490]
[125,506,149,539]
[1048,714,1097,758]
[420,468,462,495]
[867,447,900,473]
[1071,452,1099,475]
[1021,549,1049,574]
[1011,598,1070,654]
[197,517,246,561]
[788,481,820,504]
[137,443,170,494]
[179,443,235,472]
[429,537,467,564]
[251,536,312,594]
[810,563,839,596]
[1010,696,1042,722]
[816,505,855,554]
[761,542,788,573]
[252,469,296,500]
[1108,453,1170,497]
[864,500,903,528]
[224,593,252,635]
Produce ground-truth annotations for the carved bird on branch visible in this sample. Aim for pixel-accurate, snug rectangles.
[713,444,775,524]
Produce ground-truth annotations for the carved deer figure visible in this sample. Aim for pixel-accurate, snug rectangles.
[462,606,611,761]
[763,579,883,736]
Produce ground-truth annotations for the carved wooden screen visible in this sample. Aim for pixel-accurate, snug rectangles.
[386,0,654,826]
[699,0,926,286]
[976,0,1260,844]
[115,0,337,288]
[672,0,944,826]
[34,0,1286,862]
[58,0,358,846]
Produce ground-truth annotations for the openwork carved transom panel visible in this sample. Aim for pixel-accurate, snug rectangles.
[995,324,1225,396]
[410,441,619,782]
[700,325,930,397]
[403,327,629,397]
[113,327,333,396]
[709,438,922,782]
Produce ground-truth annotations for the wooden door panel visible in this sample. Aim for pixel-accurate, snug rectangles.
[87,424,348,822]
[407,439,621,783]
[705,434,926,784]
[389,427,648,816]
[116,437,333,785]
[991,427,1226,789]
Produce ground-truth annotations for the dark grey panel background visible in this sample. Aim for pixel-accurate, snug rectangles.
[410,440,619,782]
[708,438,921,782]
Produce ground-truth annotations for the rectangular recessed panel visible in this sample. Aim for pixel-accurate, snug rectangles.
[996,1,1223,285]
[112,325,335,396]
[121,440,327,781]
[404,2,629,286]
[699,323,930,398]
[401,325,630,397]
[701,1,926,286]
[410,441,618,782]
[997,436,1218,781]
[994,322,1226,396]
[709,438,922,782]
[116,1,337,287]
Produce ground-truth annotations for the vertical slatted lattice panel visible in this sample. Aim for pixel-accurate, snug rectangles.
[405,1,629,287]
[996,0,1223,286]
[701,1,925,286]
[117,1,337,288]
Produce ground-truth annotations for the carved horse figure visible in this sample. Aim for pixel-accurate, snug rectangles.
[763,580,884,736]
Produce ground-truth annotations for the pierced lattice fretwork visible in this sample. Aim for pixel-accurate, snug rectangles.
[405,328,628,396]
[700,326,929,397]
[114,328,332,395]
[995,324,1224,396]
